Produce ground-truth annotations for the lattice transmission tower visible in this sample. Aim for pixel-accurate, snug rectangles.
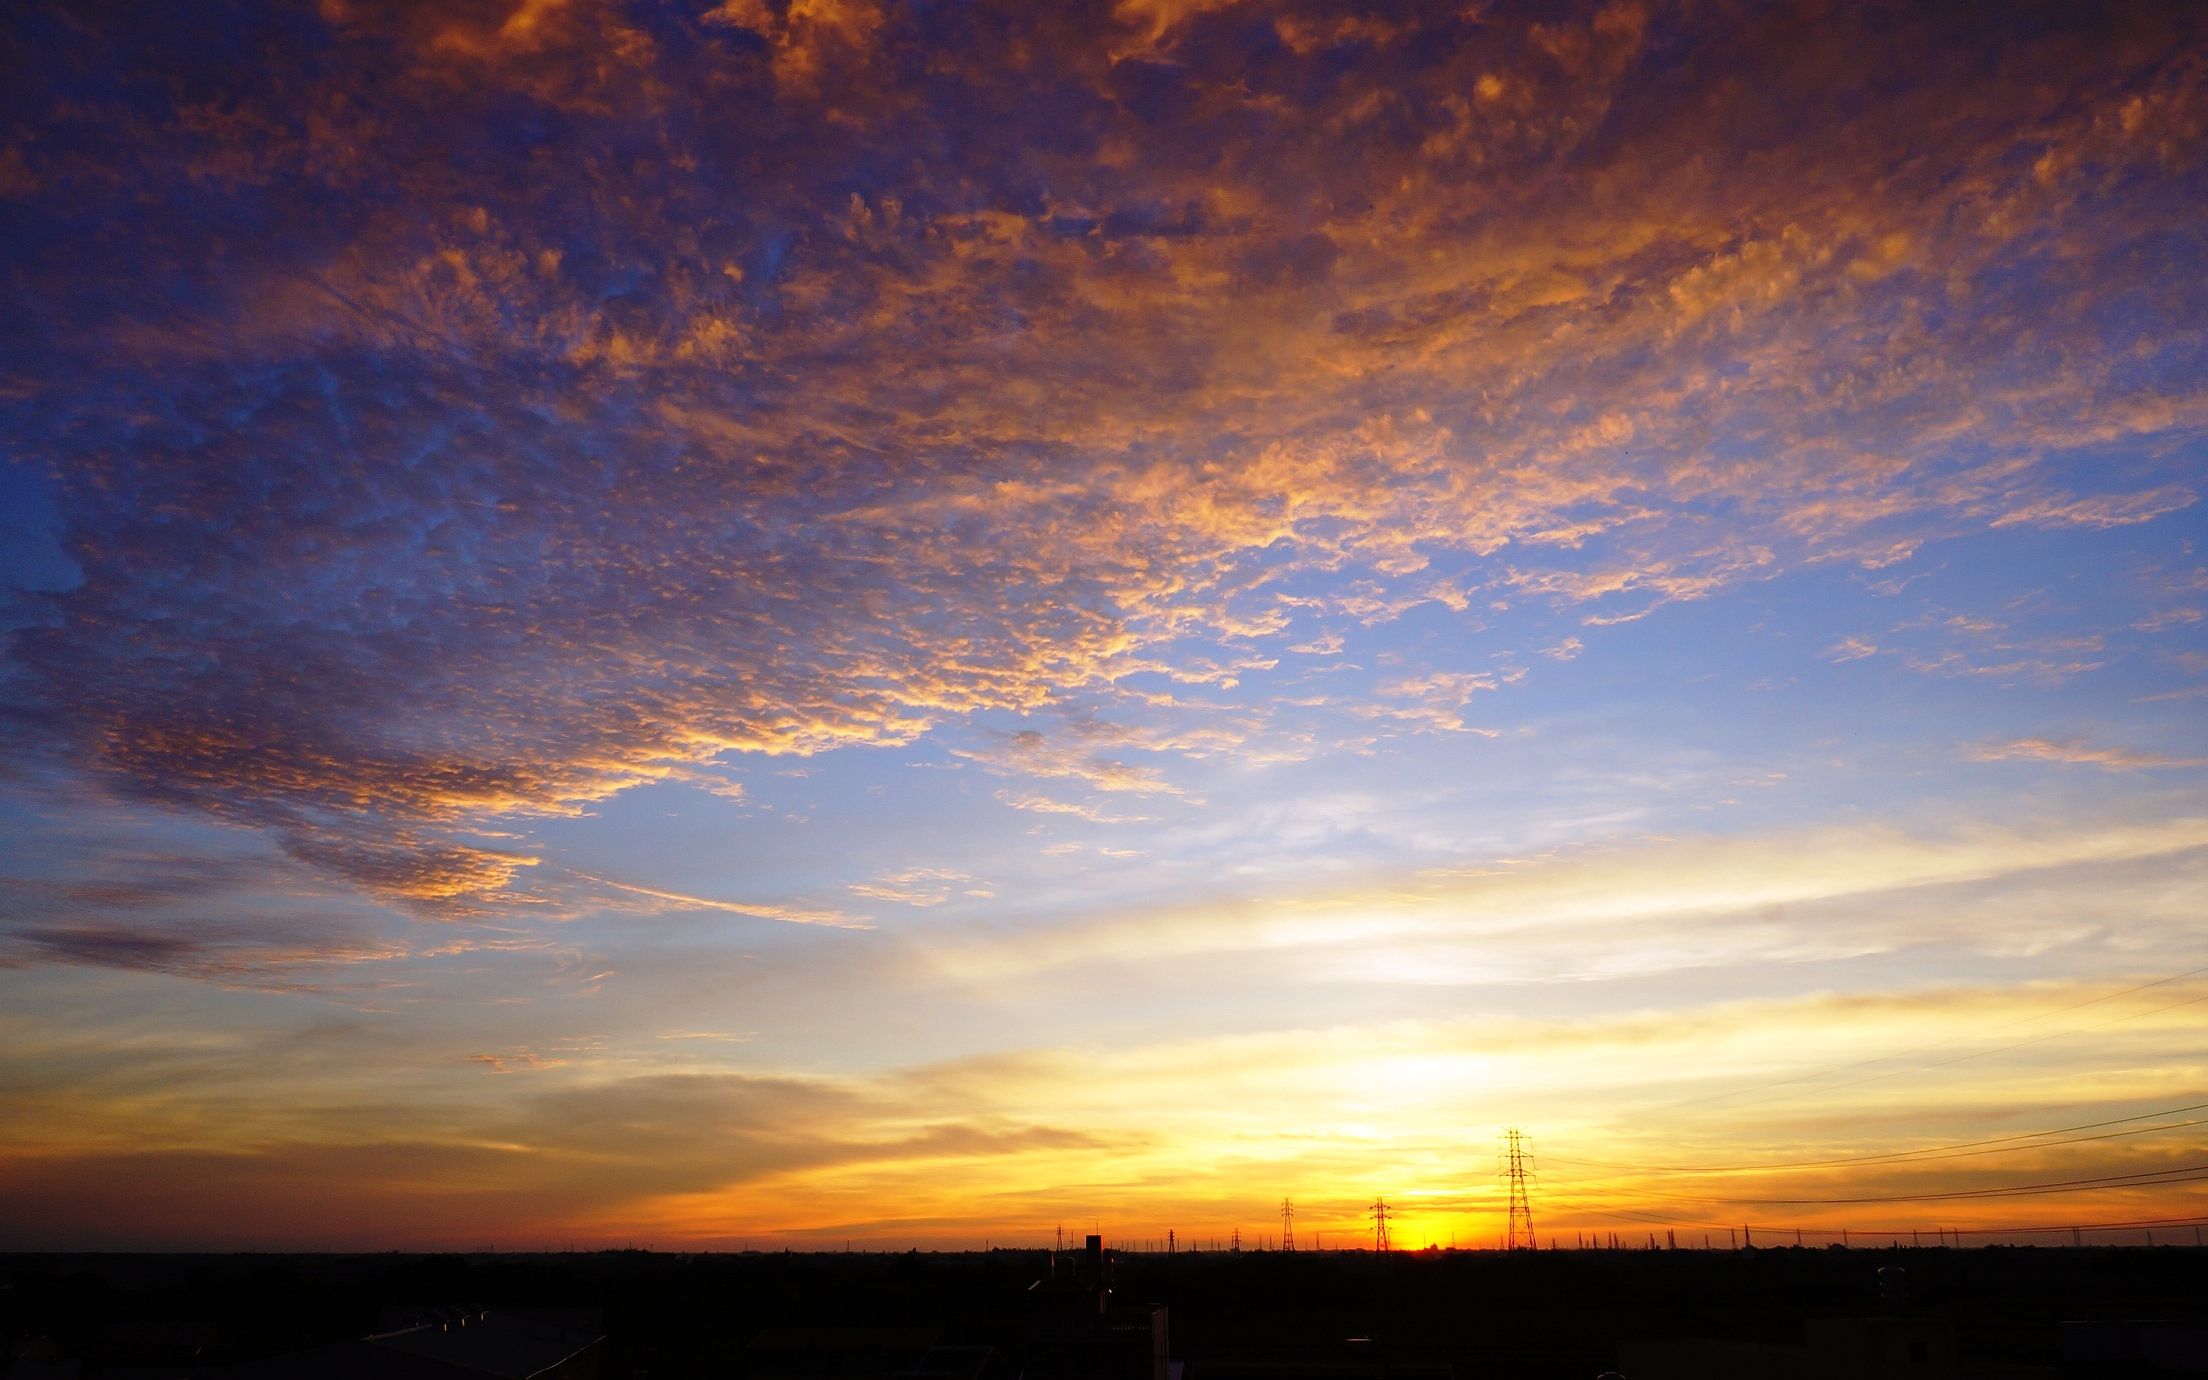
[1502,1127,1537,1250]
[1369,1198,1392,1253]
[1280,1198,1296,1251]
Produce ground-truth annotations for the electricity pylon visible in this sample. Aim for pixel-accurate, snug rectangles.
[1503,1127,1536,1250]
[1369,1198,1392,1253]
[1281,1198,1296,1251]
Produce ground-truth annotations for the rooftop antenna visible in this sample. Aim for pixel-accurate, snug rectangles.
[1503,1127,1537,1251]
[1281,1198,1296,1252]
[1370,1198,1392,1253]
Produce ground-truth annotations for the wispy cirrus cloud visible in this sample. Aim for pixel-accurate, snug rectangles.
[953,728,1185,796]
[996,791,1151,826]
[1968,737,2207,772]
[565,869,864,928]
[847,868,992,909]
[466,1048,566,1075]
[1993,485,2197,530]
[3,922,409,991]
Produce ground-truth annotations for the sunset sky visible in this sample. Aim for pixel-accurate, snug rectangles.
[3,0,2206,1252]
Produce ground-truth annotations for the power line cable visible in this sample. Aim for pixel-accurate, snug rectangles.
[1540,1155,2208,1214]
[1954,1213,2208,1236]
[1728,1163,2208,1206]
[1538,1194,2208,1239]
[1544,1100,2208,1176]
[1634,962,2208,1118]
[1670,990,2208,1121]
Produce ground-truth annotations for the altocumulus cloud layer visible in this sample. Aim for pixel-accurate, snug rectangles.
[3,0,2208,1248]
[4,0,2203,913]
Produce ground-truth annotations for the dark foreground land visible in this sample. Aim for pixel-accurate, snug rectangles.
[4,1244,2205,1378]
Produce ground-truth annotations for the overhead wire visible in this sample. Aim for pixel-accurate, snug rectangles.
[1728,1163,2208,1206]
[1538,1156,2208,1211]
[1632,960,2208,1118]
[1542,1099,2208,1177]
[1663,989,2208,1120]
[1533,1107,2208,1227]
[1536,1196,2208,1239]
[1512,961,2208,1234]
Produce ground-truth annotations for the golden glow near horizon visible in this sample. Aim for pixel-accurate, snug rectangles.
[1,0,2206,1250]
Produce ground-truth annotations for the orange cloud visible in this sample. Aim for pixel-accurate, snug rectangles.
[6,0,2205,927]
[1968,738,2206,772]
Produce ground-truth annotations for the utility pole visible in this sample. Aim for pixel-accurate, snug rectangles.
[1281,1198,1296,1252]
[1370,1198,1392,1253]
[1502,1128,1537,1251]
